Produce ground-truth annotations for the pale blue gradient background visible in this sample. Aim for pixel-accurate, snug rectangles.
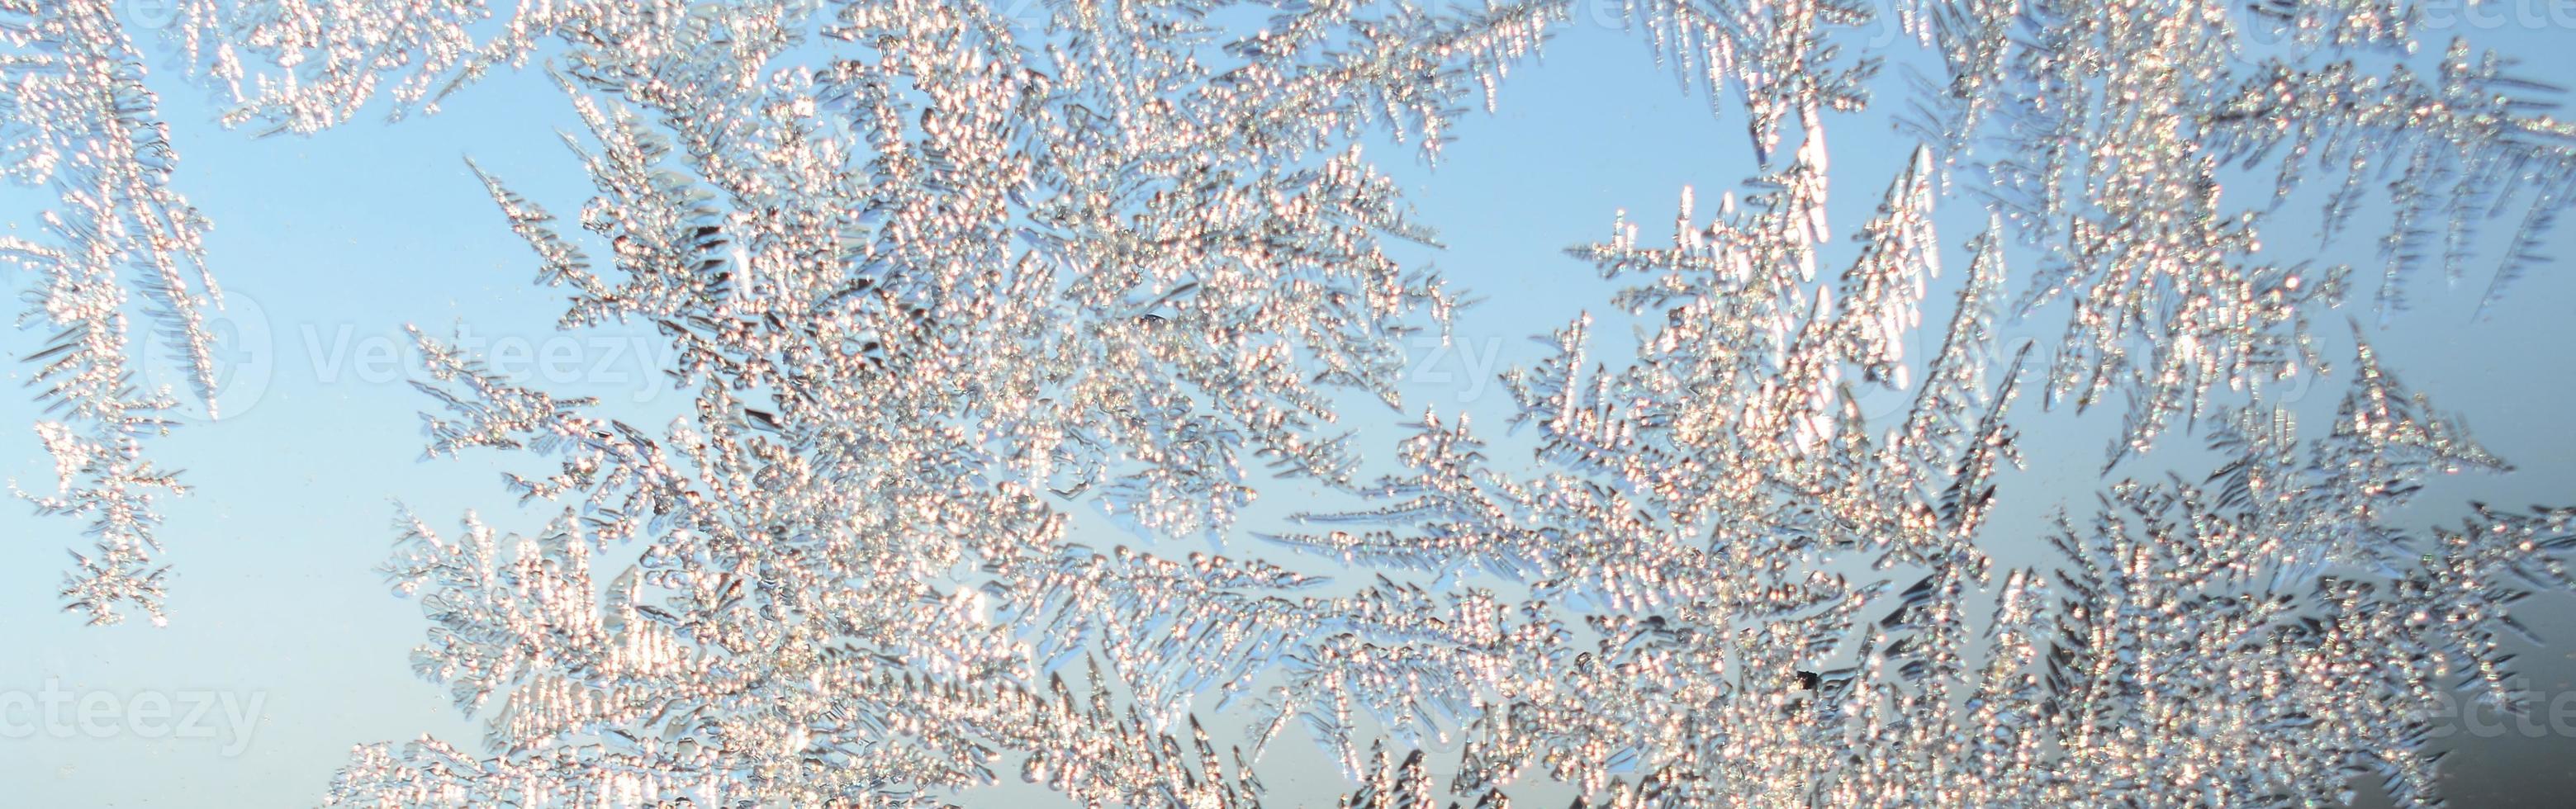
[5,7,2576,806]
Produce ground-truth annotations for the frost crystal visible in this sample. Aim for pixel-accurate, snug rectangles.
[2,0,228,626]
[10,0,2575,804]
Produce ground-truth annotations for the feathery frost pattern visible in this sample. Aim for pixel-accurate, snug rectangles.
[2,0,229,625]
[8,0,2572,804]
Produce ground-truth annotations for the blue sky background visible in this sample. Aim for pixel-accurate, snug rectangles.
[5,6,2576,806]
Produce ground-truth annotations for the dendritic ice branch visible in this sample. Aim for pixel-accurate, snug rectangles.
[1891,0,2576,458]
[1283,150,2574,806]
[2,0,227,626]
[292,0,1559,805]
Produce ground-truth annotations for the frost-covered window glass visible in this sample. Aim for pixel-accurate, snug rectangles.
[6,0,2576,806]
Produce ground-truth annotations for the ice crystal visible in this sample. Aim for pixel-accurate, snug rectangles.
[1279,148,2565,805]
[268,0,1554,804]
[1889,0,2576,456]
[2,0,227,625]
[9,0,2574,804]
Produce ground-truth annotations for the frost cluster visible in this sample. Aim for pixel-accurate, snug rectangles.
[5,0,2574,806]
